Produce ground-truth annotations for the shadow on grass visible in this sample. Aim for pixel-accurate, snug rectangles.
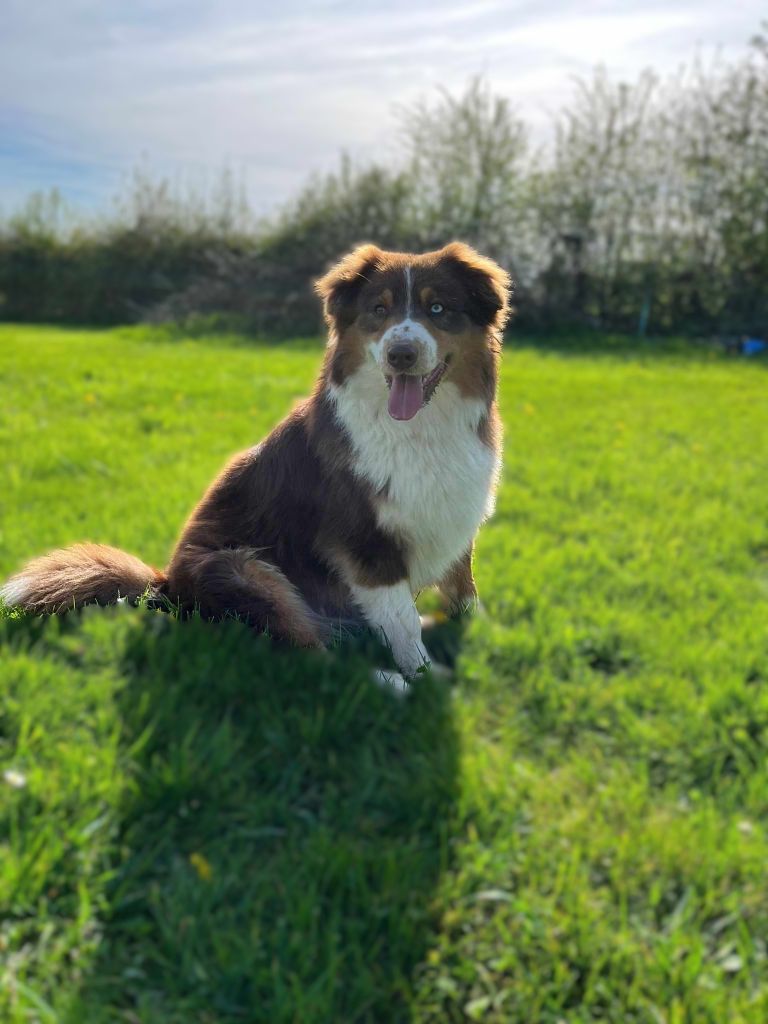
[69,613,461,1023]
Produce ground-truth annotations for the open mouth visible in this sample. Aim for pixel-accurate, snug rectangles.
[385,360,448,421]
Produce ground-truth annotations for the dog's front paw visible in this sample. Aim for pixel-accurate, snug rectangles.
[372,668,410,697]
[394,638,431,681]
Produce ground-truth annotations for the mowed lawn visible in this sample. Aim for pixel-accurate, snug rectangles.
[1,324,767,1024]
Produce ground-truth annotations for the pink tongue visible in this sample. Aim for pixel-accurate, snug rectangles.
[388,374,424,420]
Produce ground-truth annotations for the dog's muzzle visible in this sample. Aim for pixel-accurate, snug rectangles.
[386,342,418,373]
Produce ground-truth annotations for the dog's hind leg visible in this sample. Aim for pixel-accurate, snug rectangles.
[168,546,323,648]
[437,545,478,616]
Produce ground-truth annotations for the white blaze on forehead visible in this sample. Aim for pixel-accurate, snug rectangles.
[404,264,413,316]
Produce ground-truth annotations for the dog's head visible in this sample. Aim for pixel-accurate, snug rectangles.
[315,243,511,420]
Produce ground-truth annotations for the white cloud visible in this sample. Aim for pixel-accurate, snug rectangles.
[0,0,764,215]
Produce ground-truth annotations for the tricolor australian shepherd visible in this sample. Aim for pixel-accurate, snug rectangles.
[1,243,511,684]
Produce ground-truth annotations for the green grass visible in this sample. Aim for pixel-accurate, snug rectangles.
[1,323,767,1023]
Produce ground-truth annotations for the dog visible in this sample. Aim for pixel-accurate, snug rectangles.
[1,242,511,685]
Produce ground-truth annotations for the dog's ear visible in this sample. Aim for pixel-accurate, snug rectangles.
[440,242,512,331]
[315,244,383,331]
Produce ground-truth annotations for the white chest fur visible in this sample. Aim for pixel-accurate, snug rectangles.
[330,366,500,591]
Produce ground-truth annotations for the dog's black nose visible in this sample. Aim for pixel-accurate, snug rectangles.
[387,343,418,372]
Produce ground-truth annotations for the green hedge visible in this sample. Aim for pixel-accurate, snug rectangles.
[2,35,767,337]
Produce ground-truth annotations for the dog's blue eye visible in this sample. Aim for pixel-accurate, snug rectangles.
[374,305,387,316]
[430,302,444,315]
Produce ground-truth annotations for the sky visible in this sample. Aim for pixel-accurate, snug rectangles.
[0,0,764,218]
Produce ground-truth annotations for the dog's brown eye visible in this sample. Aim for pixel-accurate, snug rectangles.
[430,302,444,315]
[373,304,387,316]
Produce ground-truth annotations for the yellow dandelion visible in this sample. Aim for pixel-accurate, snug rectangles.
[189,852,213,882]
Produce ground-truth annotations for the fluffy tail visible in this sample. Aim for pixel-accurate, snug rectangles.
[0,543,167,613]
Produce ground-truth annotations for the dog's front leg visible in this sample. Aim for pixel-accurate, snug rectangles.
[350,580,430,679]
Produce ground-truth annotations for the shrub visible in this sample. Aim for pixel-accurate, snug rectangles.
[2,28,766,337]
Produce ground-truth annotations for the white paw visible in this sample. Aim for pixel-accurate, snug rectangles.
[394,639,431,680]
[372,668,410,697]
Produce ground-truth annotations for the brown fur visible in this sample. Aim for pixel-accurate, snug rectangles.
[1,242,511,649]
[1,544,166,613]
[437,546,478,614]
[315,241,510,421]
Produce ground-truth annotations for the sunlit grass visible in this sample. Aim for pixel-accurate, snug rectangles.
[1,324,767,1022]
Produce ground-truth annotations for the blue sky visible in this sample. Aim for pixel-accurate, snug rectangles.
[1,0,764,217]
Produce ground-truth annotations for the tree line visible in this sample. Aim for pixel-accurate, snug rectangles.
[1,29,766,338]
